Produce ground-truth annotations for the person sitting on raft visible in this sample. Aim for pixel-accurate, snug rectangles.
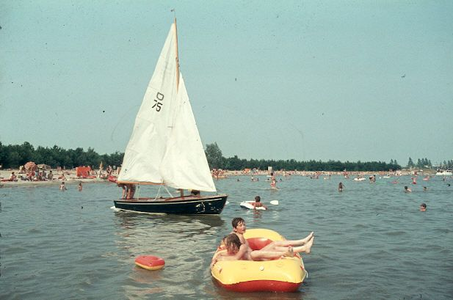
[225,217,314,261]
[230,217,313,250]
[210,233,314,268]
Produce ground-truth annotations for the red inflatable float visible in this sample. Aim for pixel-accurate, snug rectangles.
[135,255,165,271]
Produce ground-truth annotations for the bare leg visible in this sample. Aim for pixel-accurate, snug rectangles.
[292,236,314,254]
[261,232,314,251]
[283,246,294,257]
[282,231,314,246]
[272,237,314,254]
[250,237,315,260]
[250,250,286,260]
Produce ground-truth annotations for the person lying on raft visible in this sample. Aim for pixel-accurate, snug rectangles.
[252,196,267,210]
[229,217,314,258]
[210,233,314,268]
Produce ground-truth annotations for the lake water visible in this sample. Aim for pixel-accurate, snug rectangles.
[1,175,452,299]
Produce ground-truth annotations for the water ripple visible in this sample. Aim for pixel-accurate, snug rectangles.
[1,177,452,299]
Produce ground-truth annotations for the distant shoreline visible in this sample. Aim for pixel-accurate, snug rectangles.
[0,168,437,188]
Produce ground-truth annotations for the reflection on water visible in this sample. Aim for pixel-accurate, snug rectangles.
[112,211,227,298]
[1,176,452,299]
[113,212,225,257]
[114,211,225,231]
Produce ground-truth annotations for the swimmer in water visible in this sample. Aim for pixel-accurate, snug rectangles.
[420,203,427,212]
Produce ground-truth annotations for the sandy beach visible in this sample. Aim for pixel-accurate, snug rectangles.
[0,168,109,188]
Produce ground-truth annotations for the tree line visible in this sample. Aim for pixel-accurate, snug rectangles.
[1,141,449,172]
[0,142,123,169]
[406,157,453,170]
[204,143,402,172]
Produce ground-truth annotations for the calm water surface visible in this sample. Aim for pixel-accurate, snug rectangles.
[1,175,452,299]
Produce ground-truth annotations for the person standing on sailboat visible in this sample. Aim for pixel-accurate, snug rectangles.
[117,183,127,199]
[126,184,136,199]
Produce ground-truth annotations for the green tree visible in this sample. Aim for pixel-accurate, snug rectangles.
[416,159,422,168]
[7,151,22,168]
[20,142,35,165]
[407,157,414,168]
[205,143,224,169]
[0,142,6,168]
[85,147,100,168]
[101,151,123,168]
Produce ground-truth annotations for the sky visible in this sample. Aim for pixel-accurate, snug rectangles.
[1,0,452,166]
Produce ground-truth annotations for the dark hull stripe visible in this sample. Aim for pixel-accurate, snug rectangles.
[113,195,228,215]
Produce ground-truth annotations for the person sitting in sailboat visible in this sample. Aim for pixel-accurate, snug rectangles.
[190,189,200,197]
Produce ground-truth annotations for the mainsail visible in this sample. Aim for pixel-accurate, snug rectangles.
[118,22,216,192]
[118,23,178,184]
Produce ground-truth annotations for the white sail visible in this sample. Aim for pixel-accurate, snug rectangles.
[118,22,216,193]
[118,23,178,184]
[160,74,217,192]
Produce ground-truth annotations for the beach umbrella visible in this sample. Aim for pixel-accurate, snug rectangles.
[24,161,37,172]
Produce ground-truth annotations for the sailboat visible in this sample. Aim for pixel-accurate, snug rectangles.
[114,20,228,214]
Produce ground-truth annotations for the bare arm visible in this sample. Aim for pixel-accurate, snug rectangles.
[234,233,250,248]
[216,244,249,262]
[210,249,227,268]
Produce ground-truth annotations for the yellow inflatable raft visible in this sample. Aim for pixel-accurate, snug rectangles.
[211,228,307,292]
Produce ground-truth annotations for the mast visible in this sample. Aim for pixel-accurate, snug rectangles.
[174,18,180,91]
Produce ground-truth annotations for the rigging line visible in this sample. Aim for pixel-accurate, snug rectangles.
[288,122,306,161]
[164,185,174,198]
[155,185,163,200]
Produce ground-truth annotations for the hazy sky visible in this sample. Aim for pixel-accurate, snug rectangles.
[1,1,452,166]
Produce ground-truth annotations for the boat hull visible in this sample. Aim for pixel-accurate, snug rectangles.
[114,195,228,215]
[211,228,307,292]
